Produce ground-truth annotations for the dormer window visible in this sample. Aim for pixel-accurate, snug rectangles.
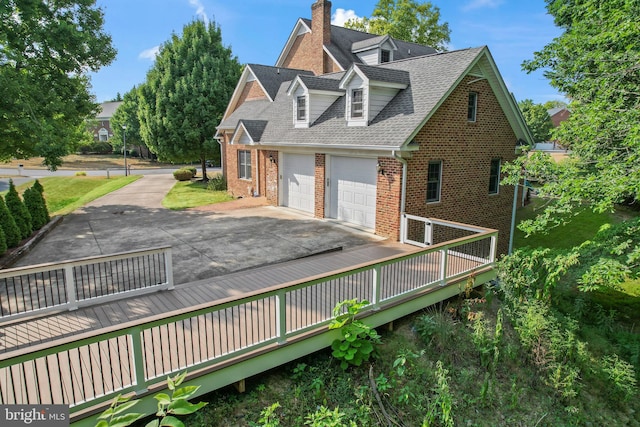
[351,89,364,118]
[381,49,391,63]
[296,96,306,121]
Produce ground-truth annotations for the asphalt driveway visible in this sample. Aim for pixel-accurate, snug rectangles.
[13,174,382,284]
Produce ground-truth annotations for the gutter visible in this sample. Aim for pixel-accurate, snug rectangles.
[508,173,519,254]
[393,151,408,243]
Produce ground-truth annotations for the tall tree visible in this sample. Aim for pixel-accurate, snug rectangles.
[518,99,554,143]
[344,0,450,51]
[111,86,147,158]
[503,0,640,291]
[138,20,242,180]
[0,0,116,170]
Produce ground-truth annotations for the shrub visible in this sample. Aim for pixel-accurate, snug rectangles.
[0,195,21,247]
[5,179,32,239]
[32,179,44,195]
[207,174,227,191]
[185,166,197,177]
[329,299,381,370]
[173,168,193,181]
[23,187,48,230]
[75,171,87,176]
[0,226,6,255]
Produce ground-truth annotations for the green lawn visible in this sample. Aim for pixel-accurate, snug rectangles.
[513,197,623,250]
[162,180,234,210]
[9,176,140,216]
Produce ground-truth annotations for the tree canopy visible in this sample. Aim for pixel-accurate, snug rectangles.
[0,0,116,169]
[518,99,554,143]
[344,0,450,51]
[138,19,241,179]
[503,0,640,292]
[111,87,143,154]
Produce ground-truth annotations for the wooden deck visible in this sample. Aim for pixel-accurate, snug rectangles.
[0,242,413,354]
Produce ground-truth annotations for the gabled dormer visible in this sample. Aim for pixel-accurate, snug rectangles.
[339,63,410,126]
[351,35,398,65]
[287,75,343,128]
[230,120,268,145]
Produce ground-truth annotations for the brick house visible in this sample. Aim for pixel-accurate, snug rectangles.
[216,0,533,255]
[91,101,123,142]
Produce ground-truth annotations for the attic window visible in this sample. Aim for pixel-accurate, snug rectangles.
[296,96,306,121]
[381,49,391,63]
[351,89,364,118]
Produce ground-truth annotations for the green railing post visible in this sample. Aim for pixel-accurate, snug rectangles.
[130,328,148,395]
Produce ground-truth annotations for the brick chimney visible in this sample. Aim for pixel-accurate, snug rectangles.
[310,0,331,75]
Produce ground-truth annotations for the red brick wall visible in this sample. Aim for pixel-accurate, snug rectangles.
[235,81,267,110]
[315,154,326,218]
[265,150,279,205]
[223,132,258,198]
[376,157,403,239]
[404,76,517,255]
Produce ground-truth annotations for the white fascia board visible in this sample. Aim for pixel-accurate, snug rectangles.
[370,80,408,90]
[221,67,252,121]
[230,122,257,145]
[275,19,311,68]
[257,141,404,152]
[308,89,344,96]
[286,76,306,97]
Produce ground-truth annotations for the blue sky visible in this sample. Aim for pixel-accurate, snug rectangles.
[89,0,564,105]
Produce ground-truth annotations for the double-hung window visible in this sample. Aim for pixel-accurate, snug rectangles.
[296,96,306,121]
[489,158,501,194]
[238,150,251,180]
[426,160,442,203]
[381,49,391,63]
[351,89,364,118]
[468,91,478,122]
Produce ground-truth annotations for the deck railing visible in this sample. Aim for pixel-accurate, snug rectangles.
[0,246,174,323]
[0,221,496,420]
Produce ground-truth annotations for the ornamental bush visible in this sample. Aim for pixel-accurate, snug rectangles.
[5,179,32,239]
[0,196,20,248]
[23,187,47,230]
[173,168,194,181]
[0,226,6,255]
[32,180,50,223]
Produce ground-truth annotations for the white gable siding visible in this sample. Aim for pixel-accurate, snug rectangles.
[238,132,252,144]
[369,86,400,122]
[309,94,339,124]
[356,49,379,66]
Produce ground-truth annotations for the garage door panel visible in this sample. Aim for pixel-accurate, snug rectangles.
[283,154,315,214]
[330,157,377,229]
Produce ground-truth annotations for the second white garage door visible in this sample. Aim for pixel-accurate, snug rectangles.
[329,157,377,229]
[282,153,315,214]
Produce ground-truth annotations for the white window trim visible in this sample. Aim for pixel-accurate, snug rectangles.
[238,150,252,180]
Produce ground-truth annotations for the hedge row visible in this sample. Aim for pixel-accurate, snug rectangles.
[0,180,50,256]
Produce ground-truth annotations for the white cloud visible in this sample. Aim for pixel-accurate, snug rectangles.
[139,45,160,60]
[188,0,209,25]
[462,0,503,11]
[331,8,360,26]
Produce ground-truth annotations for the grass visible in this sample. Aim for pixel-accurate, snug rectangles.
[513,197,625,250]
[162,180,233,210]
[10,176,140,216]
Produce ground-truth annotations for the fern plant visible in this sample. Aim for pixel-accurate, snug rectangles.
[328,299,381,370]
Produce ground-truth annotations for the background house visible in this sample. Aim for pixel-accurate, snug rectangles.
[216,0,533,255]
[91,101,122,142]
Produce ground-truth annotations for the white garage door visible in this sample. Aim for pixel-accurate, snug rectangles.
[282,153,315,214]
[329,157,377,229]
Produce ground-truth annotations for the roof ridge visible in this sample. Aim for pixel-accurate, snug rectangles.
[374,46,484,67]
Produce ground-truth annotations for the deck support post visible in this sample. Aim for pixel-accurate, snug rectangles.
[234,379,246,393]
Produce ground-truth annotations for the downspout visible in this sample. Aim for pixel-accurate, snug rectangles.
[393,151,408,243]
[215,133,225,178]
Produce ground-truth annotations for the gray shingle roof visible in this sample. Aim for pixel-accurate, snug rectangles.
[238,119,268,142]
[248,64,313,100]
[220,48,485,150]
[351,35,389,52]
[353,63,410,86]
[299,74,344,92]
[300,19,437,70]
